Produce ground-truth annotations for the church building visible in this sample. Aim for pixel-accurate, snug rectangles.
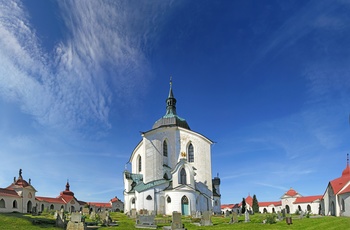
[123,81,221,215]
[322,154,350,216]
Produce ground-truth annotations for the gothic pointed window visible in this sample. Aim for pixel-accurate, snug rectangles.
[188,143,194,162]
[138,155,142,173]
[180,168,187,185]
[163,140,168,157]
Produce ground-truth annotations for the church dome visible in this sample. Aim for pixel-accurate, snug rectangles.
[342,165,350,177]
[285,188,298,196]
[152,80,190,130]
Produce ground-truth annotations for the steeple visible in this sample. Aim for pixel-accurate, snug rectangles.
[65,180,70,191]
[342,153,350,177]
[152,78,190,130]
[165,77,177,116]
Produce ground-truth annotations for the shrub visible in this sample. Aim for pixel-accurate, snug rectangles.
[265,213,277,224]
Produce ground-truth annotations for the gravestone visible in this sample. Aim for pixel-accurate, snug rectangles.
[55,212,66,228]
[200,211,212,226]
[172,211,185,230]
[191,211,196,218]
[66,213,85,230]
[82,208,89,215]
[99,211,107,222]
[244,210,250,222]
[195,211,201,218]
[299,210,304,219]
[135,214,157,229]
[225,210,230,218]
[71,213,82,223]
[277,211,283,221]
[130,209,137,219]
[230,212,238,224]
[90,211,96,220]
[139,209,148,215]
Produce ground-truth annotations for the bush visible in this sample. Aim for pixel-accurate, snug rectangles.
[265,213,277,224]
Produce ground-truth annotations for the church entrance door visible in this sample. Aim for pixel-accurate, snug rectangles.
[181,196,189,215]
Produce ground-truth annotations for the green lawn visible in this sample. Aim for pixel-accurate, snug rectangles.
[0,212,349,230]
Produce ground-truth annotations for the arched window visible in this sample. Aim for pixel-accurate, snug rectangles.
[13,200,17,208]
[0,199,5,208]
[50,204,54,210]
[285,205,290,214]
[131,198,135,204]
[307,204,311,212]
[163,140,168,157]
[180,168,187,185]
[146,195,152,200]
[167,197,171,203]
[298,205,301,211]
[138,155,142,172]
[188,143,194,162]
[342,199,345,211]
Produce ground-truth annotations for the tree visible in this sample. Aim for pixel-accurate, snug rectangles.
[241,198,246,214]
[252,194,259,213]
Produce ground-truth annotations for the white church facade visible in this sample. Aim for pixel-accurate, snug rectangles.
[123,81,221,215]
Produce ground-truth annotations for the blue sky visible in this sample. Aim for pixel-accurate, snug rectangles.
[0,0,350,205]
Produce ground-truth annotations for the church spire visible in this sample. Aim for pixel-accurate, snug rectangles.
[165,77,177,116]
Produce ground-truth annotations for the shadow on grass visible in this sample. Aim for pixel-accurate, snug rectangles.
[1,212,57,229]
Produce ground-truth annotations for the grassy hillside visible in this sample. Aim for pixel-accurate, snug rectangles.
[0,212,349,230]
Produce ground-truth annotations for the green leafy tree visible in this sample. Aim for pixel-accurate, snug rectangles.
[252,194,259,213]
[241,198,246,214]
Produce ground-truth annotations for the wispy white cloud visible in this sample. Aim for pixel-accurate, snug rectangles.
[254,182,288,192]
[0,0,174,135]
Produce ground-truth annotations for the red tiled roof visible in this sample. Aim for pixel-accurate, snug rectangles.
[338,183,350,195]
[36,196,66,204]
[258,201,281,207]
[110,197,120,203]
[294,195,322,204]
[88,202,112,208]
[0,188,20,197]
[221,204,234,209]
[330,175,350,195]
[245,195,253,206]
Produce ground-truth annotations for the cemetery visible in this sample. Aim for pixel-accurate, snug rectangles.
[1,209,350,229]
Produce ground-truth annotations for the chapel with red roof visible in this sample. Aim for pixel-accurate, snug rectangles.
[0,169,124,213]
